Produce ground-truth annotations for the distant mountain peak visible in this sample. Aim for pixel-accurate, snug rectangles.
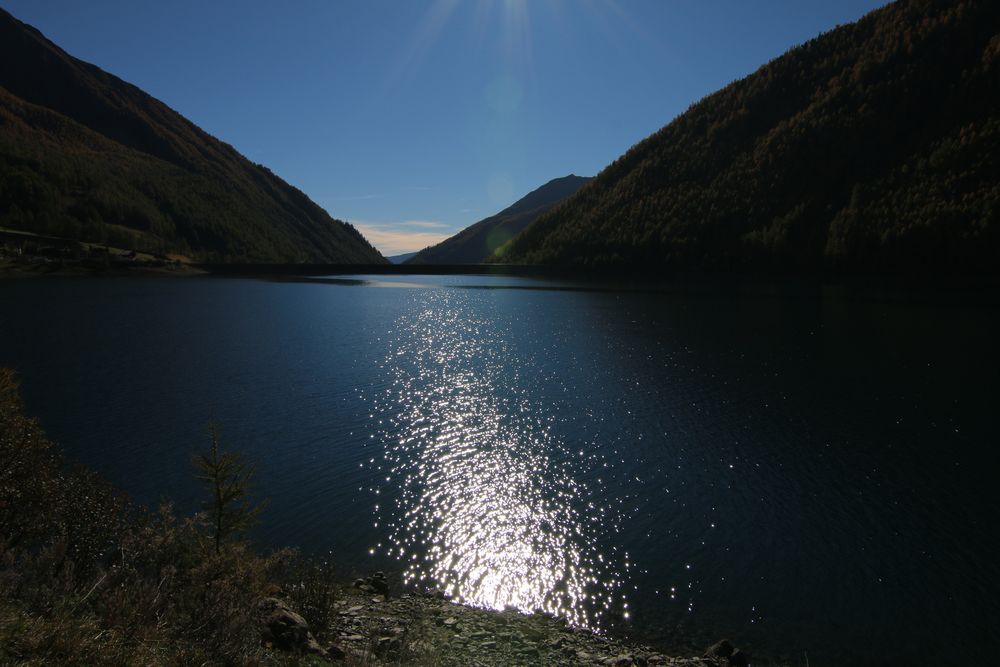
[407,175,591,265]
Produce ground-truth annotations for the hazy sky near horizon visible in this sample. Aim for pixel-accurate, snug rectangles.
[4,0,887,255]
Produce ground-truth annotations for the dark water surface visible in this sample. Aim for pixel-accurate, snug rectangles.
[1,275,998,665]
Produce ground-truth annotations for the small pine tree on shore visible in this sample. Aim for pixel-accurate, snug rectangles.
[193,424,267,553]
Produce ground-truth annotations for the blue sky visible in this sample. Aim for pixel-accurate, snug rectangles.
[4,0,887,255]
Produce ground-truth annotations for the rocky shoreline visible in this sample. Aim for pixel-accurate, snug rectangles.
[261,572,764,666]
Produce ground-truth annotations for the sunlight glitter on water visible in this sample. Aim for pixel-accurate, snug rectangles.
[370,291,624,629]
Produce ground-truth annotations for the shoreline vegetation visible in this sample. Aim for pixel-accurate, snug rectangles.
[5,249,999,299]
[3,222,998,286]
[0,368,763,666]
[4,221,996,287]
[0,226,205,278]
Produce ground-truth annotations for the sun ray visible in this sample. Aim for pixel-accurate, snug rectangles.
[383,0,461,93]
[500,0,532,70]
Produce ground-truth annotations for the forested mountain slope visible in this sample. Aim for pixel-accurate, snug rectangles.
[0,9,384,263]
[408,175,590,264]
[497,0,1000,273]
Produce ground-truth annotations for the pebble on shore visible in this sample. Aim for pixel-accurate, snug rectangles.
[262,573,765,666]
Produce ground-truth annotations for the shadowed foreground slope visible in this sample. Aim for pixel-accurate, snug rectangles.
[0,9,384,263]
[497,0,1000,273]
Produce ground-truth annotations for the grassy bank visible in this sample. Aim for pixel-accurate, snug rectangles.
[0,367,312,664]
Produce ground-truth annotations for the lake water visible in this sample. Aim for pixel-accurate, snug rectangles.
[1,274,998,665]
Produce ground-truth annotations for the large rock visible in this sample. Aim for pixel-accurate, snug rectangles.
[704,639,751,667]
[370,571,390,595]
[729,648,750,667]
[257,597,329,659]
[705,639,734,659]
[352,571,390,595]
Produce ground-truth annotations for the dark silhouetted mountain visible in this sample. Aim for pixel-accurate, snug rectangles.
[0,8,385,263]
[387,251,419,264]
[407,175,591,264]
[496,0,1000,273]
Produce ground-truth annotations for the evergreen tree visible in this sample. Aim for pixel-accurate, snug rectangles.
[193,425,266,554]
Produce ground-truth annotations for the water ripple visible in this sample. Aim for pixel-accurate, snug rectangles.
[369,290,624,629]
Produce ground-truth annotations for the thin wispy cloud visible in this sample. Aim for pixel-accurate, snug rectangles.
[354,220,453,255]
[400,220,448,229]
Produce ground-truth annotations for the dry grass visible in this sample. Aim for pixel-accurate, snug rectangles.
[0,368,336,665]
